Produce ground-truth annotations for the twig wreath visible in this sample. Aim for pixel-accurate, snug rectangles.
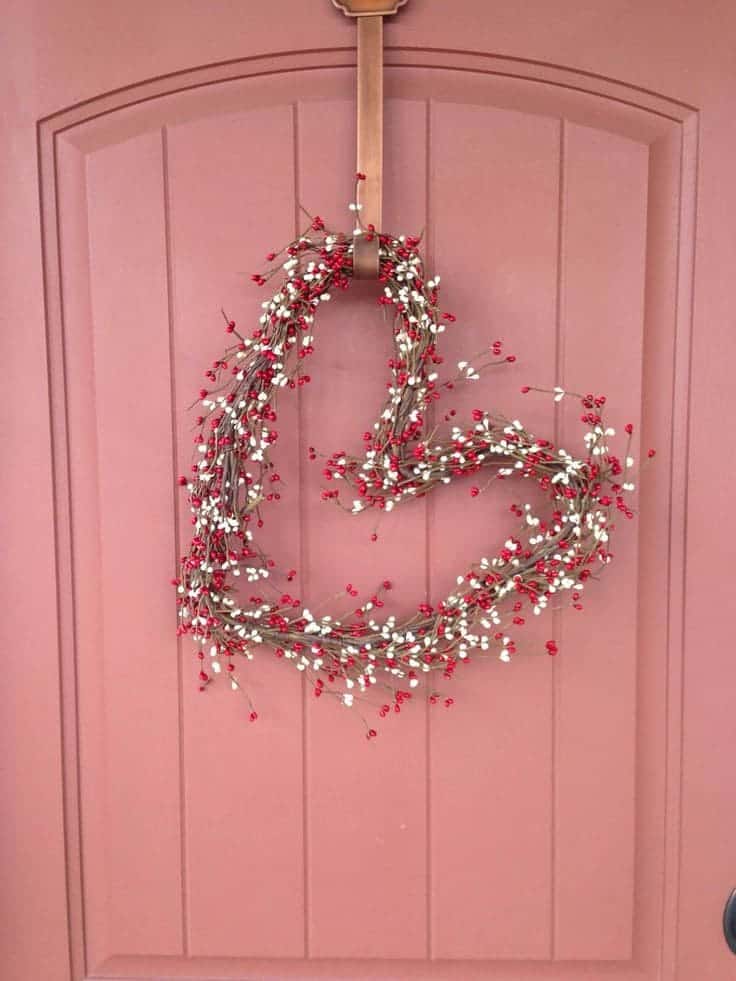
[174,185,651,735]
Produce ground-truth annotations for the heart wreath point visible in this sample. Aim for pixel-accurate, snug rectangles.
[174,207,648,737]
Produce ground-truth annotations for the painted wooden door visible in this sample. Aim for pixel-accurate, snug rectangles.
[4,3,736,980]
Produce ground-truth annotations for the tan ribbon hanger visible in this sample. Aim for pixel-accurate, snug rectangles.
[332,0,409,277]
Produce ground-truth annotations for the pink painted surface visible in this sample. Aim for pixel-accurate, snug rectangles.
[3,3,736,981]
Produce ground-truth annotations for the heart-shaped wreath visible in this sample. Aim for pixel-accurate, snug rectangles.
[174,209,648,734]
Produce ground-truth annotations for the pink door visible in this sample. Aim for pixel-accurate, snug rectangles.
[4,3,735,980]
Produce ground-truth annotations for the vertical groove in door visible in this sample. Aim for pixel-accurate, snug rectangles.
[423,97,434,962]
[161,125,189,958]
[292,101,311,961]
[550,116,567,962]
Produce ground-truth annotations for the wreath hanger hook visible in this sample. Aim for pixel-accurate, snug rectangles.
[332,0,409,278]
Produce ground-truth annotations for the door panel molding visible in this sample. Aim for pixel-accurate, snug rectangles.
[37,48,697,981]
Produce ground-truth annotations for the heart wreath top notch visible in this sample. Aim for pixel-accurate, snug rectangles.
[173,183,652,735]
